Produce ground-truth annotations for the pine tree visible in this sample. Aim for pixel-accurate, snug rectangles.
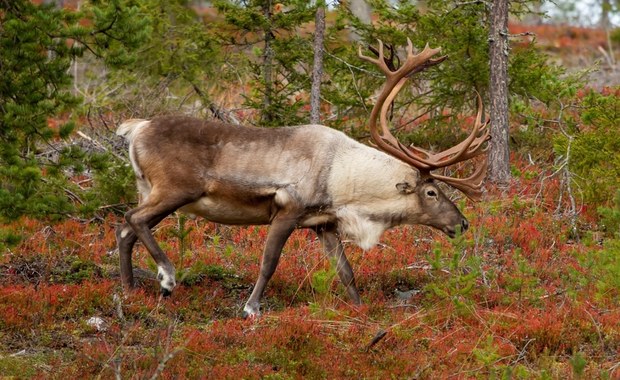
[488,0,511,184]
[310,0,327,125]
[213,0,316,127]
[328,0,557,173]
[0,0,148,220]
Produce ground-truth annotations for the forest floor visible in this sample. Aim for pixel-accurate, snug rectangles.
[509,22,619,88]
[1,22,620,379]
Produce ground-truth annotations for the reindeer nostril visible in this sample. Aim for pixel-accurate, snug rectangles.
[461,219,469,232]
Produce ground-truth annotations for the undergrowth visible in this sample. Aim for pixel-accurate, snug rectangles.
[1,159,619,378]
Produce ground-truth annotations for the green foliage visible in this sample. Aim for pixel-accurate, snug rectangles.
[0,0,147,220]
[138,0,218,77]
[424,230,482,313]
[588,238,620,304]
[0,353,44,378]
[609,27,620,47]
[553,89,620,205]
[0,2,77,219]
[105,0,221,114]
[472,336,503,374]
[214,0,315,127]
[49,255,102,284]
[509,44,576,105]
[502,47,585,159]
[598,190,620,238]
[403,118,471,152]
[80,152,137,214]
[310,260,337,296]
[0,228,23,254]
[179,262,235,286]
[569,351,587,378]
[501,249,541,302]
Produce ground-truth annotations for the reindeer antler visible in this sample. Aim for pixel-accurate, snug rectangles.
[359,38,491,200]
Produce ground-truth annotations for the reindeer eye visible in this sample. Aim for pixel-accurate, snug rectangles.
[426,189,437,197]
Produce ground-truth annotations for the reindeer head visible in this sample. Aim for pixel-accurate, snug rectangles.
[360,39,490,236]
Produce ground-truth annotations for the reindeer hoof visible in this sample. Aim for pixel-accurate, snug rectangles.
[157,266,176,296]
[242,304,260,319]
[242,310,259,320]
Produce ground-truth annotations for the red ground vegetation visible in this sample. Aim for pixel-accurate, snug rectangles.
[509,22,609,51]
[1,154,619,377]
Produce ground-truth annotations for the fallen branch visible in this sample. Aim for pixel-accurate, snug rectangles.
[364,310,425,352]
[364,329,387,352]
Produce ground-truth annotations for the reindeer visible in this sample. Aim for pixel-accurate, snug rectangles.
[115,39,490,318]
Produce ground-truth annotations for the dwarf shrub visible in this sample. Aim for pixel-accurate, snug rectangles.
[553,88,620,206]
[598,190,620,238]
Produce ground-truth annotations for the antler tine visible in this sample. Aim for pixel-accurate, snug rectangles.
[396,94,490,170]
[431,157,489,200]
[360,39,445,81]
[361,38,445,157]
[368,42,399,72]
[361,38,489,199]
[400,40,444,76]
[430,93,490,165]
[358,39,394,77]
[407,38,415,55]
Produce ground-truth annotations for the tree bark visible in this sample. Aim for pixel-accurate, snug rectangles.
[310,3,326,125]
[488,0,511,185]
[601,0,611,29]
[347,0,372,42]
[261,2,275,126]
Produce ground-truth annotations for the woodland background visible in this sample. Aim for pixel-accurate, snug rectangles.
[1,0,620,378]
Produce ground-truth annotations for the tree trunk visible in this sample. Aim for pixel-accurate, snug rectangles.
[601,0,611,29]
[261,2,275,126]
[347,0,371,42]
[310,3,326,125]
[488,0,511,185]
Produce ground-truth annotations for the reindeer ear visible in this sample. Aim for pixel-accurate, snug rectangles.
[396,182,415,194]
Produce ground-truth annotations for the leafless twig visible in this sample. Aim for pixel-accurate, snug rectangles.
[149,321,190,380]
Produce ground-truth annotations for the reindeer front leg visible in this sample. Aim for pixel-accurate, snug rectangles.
[313,227,361,305]
[243,212,298,319]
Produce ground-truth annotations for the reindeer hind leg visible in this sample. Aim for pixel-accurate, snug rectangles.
[125,190,198,296]
[117,210,175,292]
[117,223,138,290]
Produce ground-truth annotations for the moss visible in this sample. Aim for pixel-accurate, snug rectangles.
[0,351,51,378]
[50,256,102,284]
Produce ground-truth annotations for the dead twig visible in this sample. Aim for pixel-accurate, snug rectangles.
[364,309,425,352]
[364,329,387,352]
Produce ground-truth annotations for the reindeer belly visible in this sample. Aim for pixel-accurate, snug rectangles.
[180,196,273,225]
[299,213,336,227]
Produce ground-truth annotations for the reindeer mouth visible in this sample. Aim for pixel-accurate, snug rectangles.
[444,227,456,239]
[444,223,469,238]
